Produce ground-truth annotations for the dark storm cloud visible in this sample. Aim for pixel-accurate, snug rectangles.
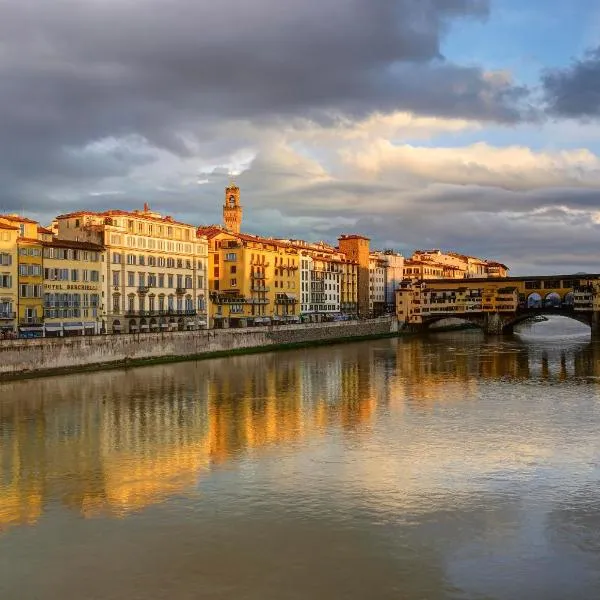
[543,46,600,118]
[0,0,528,189]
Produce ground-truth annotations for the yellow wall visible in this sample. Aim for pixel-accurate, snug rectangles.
[0,224,18,333]
[209,231,300,324]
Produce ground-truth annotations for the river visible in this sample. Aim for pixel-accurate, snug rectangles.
[1,317,600,599]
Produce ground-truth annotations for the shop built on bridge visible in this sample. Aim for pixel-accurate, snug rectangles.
[396,274,600,335]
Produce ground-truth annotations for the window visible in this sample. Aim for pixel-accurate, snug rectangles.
[230,279,237,287]
[230,265,237,274]
[166,258,175,268]
[112,252,122,264]
[19,264,41,276]
[71,269,79,282]
[158,274,165,288]
[112,271,120,286]
[0,253,11,266]
[139,255,145,266]
[19,284,42,298]
[197,275,204,289]
[128,272,135,286]
[128,296,135,312]
[127,254,136,265]
[0,274,12,288]
[113,296,120,313]
[139,273,146,286]
[176,274,183,288]
[225,253,236,262]
[168,275,174,288]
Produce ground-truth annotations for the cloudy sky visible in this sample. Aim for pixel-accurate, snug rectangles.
[1,0,600,273]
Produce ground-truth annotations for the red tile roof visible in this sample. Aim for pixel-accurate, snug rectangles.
[37,226,54,235]
[0,214,38,224]
[55,209,195,229]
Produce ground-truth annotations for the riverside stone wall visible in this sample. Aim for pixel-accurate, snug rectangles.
[0,317,399,378]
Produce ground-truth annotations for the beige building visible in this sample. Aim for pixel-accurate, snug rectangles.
[55,205,209,334]
[408,250,509,280]
[42,238,104,336]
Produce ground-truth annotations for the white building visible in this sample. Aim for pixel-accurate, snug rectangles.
[369,253,387,316]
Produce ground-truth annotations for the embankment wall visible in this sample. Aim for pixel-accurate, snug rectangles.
[0,317,399,380]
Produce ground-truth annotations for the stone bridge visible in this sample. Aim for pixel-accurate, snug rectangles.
[422,307,598,335]
[402,273,600,336]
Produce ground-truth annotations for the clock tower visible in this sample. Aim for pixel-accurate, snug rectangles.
[223,183,243,234]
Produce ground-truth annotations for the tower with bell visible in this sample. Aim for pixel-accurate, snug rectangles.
[223,180,243,234]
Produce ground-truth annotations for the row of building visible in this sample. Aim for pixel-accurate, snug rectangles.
[0,184,509,337]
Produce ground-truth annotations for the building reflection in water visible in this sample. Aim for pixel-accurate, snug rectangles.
[1,332,599,533]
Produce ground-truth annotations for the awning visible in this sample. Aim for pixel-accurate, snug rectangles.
[44,323,62,329]
[19,326,43,331]
[113,325,123,330]
[160,323,169,328]
[64,323,84,330]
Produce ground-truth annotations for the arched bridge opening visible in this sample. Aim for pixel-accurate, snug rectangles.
[503,310,592,333]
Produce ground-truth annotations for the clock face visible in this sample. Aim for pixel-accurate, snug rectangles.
[229,195,235,204]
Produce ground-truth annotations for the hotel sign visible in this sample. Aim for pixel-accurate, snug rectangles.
[44,283,99,291]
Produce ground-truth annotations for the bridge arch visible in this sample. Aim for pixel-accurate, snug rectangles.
[527,292,542,309]
[421,315,485,331]
[544,292,561,308]
[503,310,592,333]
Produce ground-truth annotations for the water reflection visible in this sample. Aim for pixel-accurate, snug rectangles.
[2,328,599,534]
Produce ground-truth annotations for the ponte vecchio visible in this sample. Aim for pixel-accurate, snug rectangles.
[396,274,600,335]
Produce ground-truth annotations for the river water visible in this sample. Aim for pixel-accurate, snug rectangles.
[2,317,600,599]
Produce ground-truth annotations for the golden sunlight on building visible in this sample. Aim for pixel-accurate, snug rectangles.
[406,249,509,281]
[198,224,301,328]
[0,215,44,338]
[55,204,209,334]
[0,220,19,337]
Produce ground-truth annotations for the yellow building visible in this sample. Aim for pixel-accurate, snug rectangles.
[42,238,105,336]
[54,204,209,334]
[0,216,45,338]
[198,226,301,327]
[0,221,19,337]
[276,239,359,319]
[396,280,519,325]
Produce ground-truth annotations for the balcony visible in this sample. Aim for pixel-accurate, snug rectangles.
[176,287,187,295]
[124,309,197,317]
[138,286,150,294]
[212,295,247,305]
[19,317,44,326]
[250,272,266,279]
[251,285,270,292]
[0,311,16,320]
